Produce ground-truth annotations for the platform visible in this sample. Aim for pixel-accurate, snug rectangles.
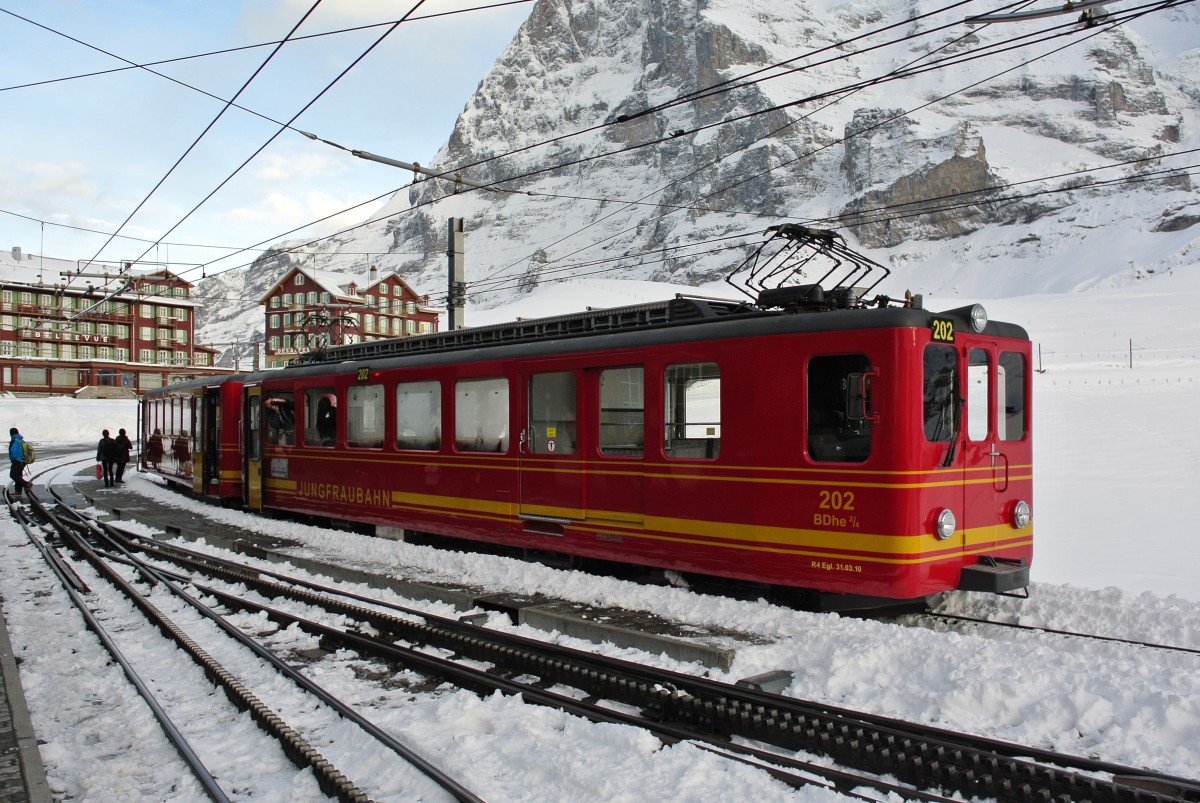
[0,594,52,803]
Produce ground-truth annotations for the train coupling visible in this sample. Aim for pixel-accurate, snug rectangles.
[958,556,1030,596]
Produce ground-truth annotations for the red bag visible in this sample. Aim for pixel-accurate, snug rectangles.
[95,464,102,480]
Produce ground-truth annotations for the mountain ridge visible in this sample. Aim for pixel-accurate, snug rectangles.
[195,0,1200,348]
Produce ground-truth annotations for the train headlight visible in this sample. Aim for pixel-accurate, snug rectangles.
[1011,500,1031,529]
[969,304,988,333]
[934,508,956,540]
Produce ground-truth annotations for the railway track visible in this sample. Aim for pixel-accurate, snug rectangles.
[906,611,1200,657]
[8,463,1199,802]
[7,482,481,803]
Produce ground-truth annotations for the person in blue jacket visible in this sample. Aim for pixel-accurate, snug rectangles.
[8,427,32,496]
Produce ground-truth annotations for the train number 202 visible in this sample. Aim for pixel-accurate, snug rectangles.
[818,490,855,511]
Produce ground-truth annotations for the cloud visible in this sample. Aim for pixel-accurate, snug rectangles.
[0,160,97,207]
[217,189,380,237]
[254,150,345,182]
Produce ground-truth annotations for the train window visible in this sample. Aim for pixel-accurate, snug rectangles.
[347,385,385,448]
[807,355,872,463]
[599,366,644,457]
[967,349,990,442]
[396,381,441,451]
[527,372,576,455]
[923,345,956,443]
[304,387,338,447]
[998,351,1026,441]
[664,362,720,460]
[264,391,296,445]
[455,377,510,453]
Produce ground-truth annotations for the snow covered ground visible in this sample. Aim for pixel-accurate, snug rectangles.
[2,273,1199,800]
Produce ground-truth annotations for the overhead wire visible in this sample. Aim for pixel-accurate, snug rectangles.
[174,0,1039,282]
[76,0,326,276]
[116,0,433,276]
[1,0,1073,281]
[462,0,1049,288]
[10,0,1189,315]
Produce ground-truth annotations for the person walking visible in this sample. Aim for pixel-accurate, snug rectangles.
[8,427,32,496]
[114,428,133,484]
[96,429,117,488]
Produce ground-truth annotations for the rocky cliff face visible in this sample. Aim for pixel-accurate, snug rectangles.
[199,0,1200,342]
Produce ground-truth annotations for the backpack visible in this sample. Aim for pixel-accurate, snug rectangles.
[21,441,35,464]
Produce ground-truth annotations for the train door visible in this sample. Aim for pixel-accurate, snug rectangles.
[518,366,584,529]
[190,390,204,494]
[959,339,1027,552]
[199,386,222,495]
[244,386,264,511]
[587,364,645,526]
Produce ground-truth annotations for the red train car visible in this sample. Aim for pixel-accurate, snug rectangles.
[139,227,1033,608]
[140,376,245,503]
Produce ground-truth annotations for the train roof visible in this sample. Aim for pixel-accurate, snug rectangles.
[141,294,1028,395]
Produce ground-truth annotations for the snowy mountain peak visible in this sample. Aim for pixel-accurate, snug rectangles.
[197,0,1200,345]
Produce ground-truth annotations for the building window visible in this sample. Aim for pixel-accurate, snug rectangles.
[176,308,187,321]
[140,303,154,318]
[139,349,153,362]
[270,296,280,309]
[282,293,291,307]
[270,314,280,328]
[293,274,304,286]
[307,291,317,305]
[380,284,389,295]
[269,336,280,350]
[17,366,47,386]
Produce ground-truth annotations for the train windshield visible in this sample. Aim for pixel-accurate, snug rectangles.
[923,345,957,443]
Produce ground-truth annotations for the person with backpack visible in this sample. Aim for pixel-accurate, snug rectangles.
[96,429,117,488]
[8,427,33,496]
[114,428,133,484]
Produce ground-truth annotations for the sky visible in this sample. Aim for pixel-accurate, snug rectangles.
[0,0,533,287]
[3,270,1200,799]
